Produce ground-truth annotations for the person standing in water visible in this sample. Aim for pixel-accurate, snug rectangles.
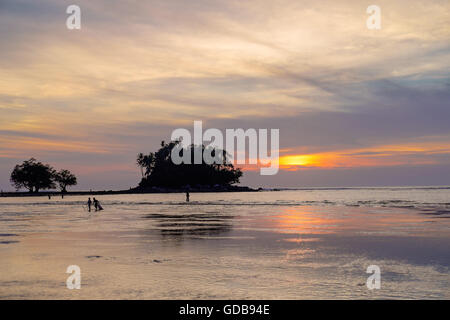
[93,198,104,211]
[87,198,92,212]
[186,190,190,202]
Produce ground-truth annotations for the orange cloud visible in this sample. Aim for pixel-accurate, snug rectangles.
[277,142,450,170]
[0,135,126,156]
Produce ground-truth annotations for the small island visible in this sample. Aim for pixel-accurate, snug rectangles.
[1,140,258,197]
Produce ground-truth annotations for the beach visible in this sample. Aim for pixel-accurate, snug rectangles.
[0,188,449,299]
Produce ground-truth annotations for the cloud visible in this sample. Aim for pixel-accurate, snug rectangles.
[0,0,449,189]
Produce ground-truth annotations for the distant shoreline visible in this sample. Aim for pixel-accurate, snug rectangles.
[0,185,260,197]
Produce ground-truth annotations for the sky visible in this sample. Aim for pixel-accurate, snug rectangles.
[0,0,449,190]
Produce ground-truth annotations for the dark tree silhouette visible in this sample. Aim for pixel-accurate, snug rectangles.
[54,169,77,193]
[137,141,242,189]
[10,158,56,193]
[137,152,154,178]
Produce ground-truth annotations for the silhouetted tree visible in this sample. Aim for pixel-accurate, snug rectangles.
[54,169,77,193]
[137,141,242,188]
[137,152,155,178]
[10,158,56,193]
[137,153,145,177]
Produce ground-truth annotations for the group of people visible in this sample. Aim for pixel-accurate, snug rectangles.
[87,197,103,212]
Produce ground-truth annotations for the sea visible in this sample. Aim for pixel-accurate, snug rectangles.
[0,187,449,299]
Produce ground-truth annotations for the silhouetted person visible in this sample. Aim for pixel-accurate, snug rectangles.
[93,198,104,211]
[87,198,92,212]
[48,194,51,200]
[186,190,190,202]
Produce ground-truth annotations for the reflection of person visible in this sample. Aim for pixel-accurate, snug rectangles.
[186,191,190,202]
[87,198,92,212]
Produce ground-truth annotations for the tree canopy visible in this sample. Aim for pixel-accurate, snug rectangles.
[10,158,77,193]
[137,141,242,189]
[54,169,78,193]
[10,158,55,192]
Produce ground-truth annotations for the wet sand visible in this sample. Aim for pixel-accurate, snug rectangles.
[0,190,449,299]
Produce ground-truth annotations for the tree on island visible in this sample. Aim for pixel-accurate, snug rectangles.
[10,158,56,193]
[136,140,242,189]
[54,169,78,193]
[10,158,78,193]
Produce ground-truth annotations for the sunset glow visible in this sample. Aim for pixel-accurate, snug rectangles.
[278,141,450,170]
[1,0,449,189]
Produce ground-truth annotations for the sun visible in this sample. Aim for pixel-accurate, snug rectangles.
[279,155,320,167]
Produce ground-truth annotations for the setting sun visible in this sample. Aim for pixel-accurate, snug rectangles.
[279,155,321,167]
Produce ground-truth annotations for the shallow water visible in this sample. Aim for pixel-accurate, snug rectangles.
[0,188,449,299]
